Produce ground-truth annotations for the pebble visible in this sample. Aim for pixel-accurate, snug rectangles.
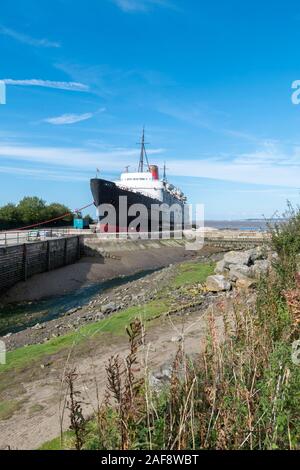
[171,334,184,343]
[32,323,45,330]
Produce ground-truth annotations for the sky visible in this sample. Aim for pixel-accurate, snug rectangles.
[1,0,300,220]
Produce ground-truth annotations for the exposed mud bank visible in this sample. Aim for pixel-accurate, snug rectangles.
[0,245,218,305]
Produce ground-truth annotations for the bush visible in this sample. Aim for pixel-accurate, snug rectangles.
[0,197,72,230]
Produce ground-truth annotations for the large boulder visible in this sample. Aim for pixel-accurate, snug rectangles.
[228,264,253,281]
[252,260,269,278]
[223,251,251,267]
[206,275,231,292]
[214,259,227,274]
[247,247,266,262]
[236,277,256,289]
[100,302,118,315]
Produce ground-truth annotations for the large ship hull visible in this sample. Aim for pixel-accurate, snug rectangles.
[90,178,187,232]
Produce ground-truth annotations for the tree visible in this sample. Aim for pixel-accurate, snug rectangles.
[17,197,47,225]
[0,203,19,229]
[47,203,72,226]
[0,197,73,230]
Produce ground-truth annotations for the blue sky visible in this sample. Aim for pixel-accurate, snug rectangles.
[1,0,300,219]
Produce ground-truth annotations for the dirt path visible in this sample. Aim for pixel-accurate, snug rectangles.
[0,297,229,450]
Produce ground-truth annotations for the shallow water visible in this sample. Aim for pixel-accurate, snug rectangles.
[0,269,158,336]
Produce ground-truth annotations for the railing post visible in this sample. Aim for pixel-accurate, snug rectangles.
[23,244,28,281]
[77,236,81,260]
[64,238,68,265]
[47,240,51,271]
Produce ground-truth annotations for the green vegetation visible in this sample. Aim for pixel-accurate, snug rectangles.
[39,431,73,450]
[0,300,174,374]
[172,261,215,287]
[0,301,167,373]
[0,196,72,230]
[28,403,44,416]
[0,399,25,420]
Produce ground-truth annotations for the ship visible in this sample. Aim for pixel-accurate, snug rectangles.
[90,130,189,233]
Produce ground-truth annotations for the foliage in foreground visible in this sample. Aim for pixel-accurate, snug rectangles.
[59,211,300,450]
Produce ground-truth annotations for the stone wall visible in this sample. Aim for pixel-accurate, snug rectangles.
[0,236,83,293]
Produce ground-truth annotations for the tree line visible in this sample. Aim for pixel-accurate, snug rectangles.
[0,197,74,230]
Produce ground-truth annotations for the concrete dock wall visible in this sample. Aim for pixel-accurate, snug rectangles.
[0,236,83,293]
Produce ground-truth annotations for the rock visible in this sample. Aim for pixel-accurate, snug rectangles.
[252,260,269,278]
[32,323,45,330]
[214,259,227,274]
[66,307,79,315]
[95,312,105,321]
[171,334,183,343]
[206,275,232,292]
[101,302,118,315]
[247,247,266,262]
[40,362,51,369]
[155,367,172,381]
[223,251,251,267]
[236,277,256,289]
[149,375,163,391]
[228,264,253,281]
[4,332,12,338]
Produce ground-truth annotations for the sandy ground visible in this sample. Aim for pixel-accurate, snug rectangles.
[0,296,229,450]
[0,246,204,304]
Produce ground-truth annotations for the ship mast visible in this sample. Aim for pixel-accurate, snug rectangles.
[138,127,150,172]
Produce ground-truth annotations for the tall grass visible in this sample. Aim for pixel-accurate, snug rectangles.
[61,209,300,450]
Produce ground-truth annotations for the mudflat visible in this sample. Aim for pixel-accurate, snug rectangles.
[0,246,210,305]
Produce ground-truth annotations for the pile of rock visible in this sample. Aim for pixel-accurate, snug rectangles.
[206,247,271,292]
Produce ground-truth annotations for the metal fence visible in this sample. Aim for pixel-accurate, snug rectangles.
[0,228,74,246]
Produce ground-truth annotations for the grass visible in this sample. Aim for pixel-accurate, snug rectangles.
[0,399,25,420]
[39,431,73,450]
[0,260,214,375]
[28,403,44,416]
[0,301,170,374]
[172,261,215,288]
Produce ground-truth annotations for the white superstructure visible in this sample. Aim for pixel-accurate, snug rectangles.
[115,172,165,201]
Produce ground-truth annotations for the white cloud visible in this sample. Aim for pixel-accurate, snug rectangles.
[0,166,88,182]
[44,113,94,125]
[111,0,176,12]
[3,79,89,92]
[43,108,106,125]
[0,144,164,171]
[0,25,60,48]
[1,140,298,189]
[167,158,300,188]
[165,142,300,188]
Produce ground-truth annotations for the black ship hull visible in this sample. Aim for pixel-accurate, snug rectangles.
[90,178,187,232]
